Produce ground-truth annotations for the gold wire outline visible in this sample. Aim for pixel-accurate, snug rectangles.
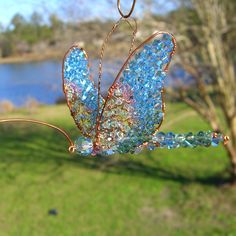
[117,0,136,18]
[0,118,76,153]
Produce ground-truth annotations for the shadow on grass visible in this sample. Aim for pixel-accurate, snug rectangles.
[0,126,231,186]
[70,154,231,186]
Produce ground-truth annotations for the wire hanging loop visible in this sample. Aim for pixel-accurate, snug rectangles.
[117,0,136,18]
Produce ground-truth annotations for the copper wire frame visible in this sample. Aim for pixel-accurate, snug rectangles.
[0,118,76,153]
[117,0,136,18]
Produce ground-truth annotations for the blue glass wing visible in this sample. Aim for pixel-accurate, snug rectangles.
[96,32,176,154]
[63,45,104,138]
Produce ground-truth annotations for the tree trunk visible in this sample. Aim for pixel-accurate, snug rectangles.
[224,143,236,184]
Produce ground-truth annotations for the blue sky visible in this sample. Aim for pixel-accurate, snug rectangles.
[0,0,176,27]
[0,0,118,26]
[0,1,46,26]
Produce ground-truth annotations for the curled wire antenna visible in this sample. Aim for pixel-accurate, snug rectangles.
[0,118,76,153]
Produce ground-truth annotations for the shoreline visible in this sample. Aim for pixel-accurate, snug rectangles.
[0,52,63,64]
[0,43,135,65]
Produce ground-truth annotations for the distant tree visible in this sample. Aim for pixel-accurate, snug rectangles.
[0,37,13,57]
[30,11,43,38]
[49,14,63,32]
[30,11,43,27]
[0,23,4,33]
[10,13,26,32]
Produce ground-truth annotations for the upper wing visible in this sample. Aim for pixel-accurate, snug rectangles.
[95,32,176,154]
[63,45,104,138]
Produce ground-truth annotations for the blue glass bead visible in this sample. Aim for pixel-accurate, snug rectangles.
[211,133,223,147]
[164,132,177,149]
[162,56,170,64]
[156,60,163,68]
[175,134,185,147]
[147,143,156,151]
[195,131,208,146]
[103,149,116,156]
[75,137,93,156]
[153,132,165,145]
[153,39,161,46]
[184,132,196,147]
[134,146,143,154]
[163,34,172,41]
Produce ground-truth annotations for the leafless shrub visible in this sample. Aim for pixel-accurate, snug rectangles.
[0,100,15,113]
[24,97,40,114]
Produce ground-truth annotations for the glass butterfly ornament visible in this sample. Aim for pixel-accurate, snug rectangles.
[0,1,229,156]
[62,29,228,156]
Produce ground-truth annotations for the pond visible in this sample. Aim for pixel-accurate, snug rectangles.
[0,60,63,106]
[0,59,184,107]
[0,60,123,107]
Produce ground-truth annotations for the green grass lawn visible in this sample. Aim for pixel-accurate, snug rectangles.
[0,103,235,236]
